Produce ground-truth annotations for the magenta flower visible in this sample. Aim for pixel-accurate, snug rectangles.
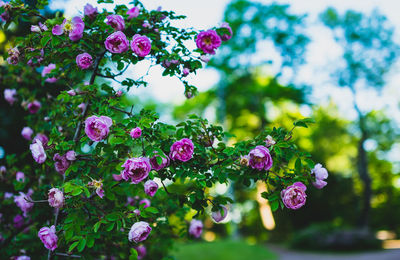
[248,145,273,171]
[4,89,17,105]
[135,245,147,260]
[133,209,141,216]
[182,67,190,77]
[30,140,47,164]
[13,214,24,229]
[211,205,228,223]
[104,31,129,53]
[281,182,307,210]
[189,219,203,238]
[38,225,58,251]
[311,163,328,189]
[53,153,70,174]
[139,198,151,208]
[21,127,33,140]
[41,64,58,83]
[16,172,25,182]
[115,157,151,184]
[88,179,104,198]
[130,34,152,57]
[31,22,48,33]
[14,191,34,217]
[76,53,93,69]
[78,102,86,114]
[84,3,98,19]
[7,47,20,65]
[52,16,85,41]
[127,7,140,19]
[27,100,41,114]
[144,180,158,197]
[66,150,76,161]
[169,138,194,162]
[219,22,233,41]
[196,30,221,55]
[67,90,76,96]
[106,15,125,31]
[128,221,152,243]
[84,115,113,142]
[149,151,170,171]
[265,135,276,147]
[33,133,49,149]
[0,1,10,22]
[130,127,142,139]
[48,188,64,208]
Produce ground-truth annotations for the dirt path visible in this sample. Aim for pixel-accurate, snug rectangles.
[267,244,400,260]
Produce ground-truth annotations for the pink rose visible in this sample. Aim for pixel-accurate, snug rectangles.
[130,127,142,139]
[149,151,170,171]
[66,150,76,161]
[38,225,58,251]
[248,145,273,171]
[21,127,33,140]
[106,15,125,31]
[16,171,25,182]
[144,180,158,197]
[31,22,47,33]
[281,182,307,210]
[218,22,233,41]
[135,245,146,260]
[311,163,328,189]
[33,133,49,149]
[104,31,129,53]
[128,221,152,243]
[127,7,140,19]
[14,191,34,217]
[84,115,113,142]
[265,135,276,147]
[84,4,98,19]
[211,205,228,223]
[189,219,203,238]
[4,88,17,105]
[169,138,194,162]
[52,17,85,41]
[130,34,151,57]
[30,140,47,164]
[139,199,151,208]
[115,157,151,184]
[27,100,41,114]
[41,64,58,83]
[76,53,93,69]
[53,153,71,174]
[196,30,221,55]
[48,188,64,208]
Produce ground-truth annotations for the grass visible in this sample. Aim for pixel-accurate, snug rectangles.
[173,240,277,260]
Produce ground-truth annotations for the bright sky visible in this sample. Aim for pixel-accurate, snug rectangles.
[50,0,400,126]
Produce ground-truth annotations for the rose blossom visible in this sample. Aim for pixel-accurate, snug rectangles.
[88,179,104,198]
[33,133,49,148]
[114,157,151,184]
[4,88,17,105]
[7,47,20,65]
[13,214,24,228]
[21,127,33,140]
[14,191,34,217]
[67,89,76,96]
[128,221,152,243]
[41,64,58,83]
[139,199,151,208]
[52,16,85,41]
[144,180,158,197]
[281,182,307,210]
[16,172,25,182]
[135,245,146,260]
[169,138,194,162]
[106,15,125,31]
[248,145,273,171]
[311,163,328,189]
[38,225,58,251]
[127,7,140,19]
[53,153,72,174]
[84,3,98,19]
[149,151,170,171]
[66,150,76,161]
[27,100,41,114]
[211,205,228,223]
[130,34,152,57]
[104,31,129,53]
[219,22,233,41]
[265,135,276,147]
[48,188,64,208]
[130,127,142,139]
[31,22,47,32]
[76,53,93,69]
[30,140,47,164]
[189,219,203,238]
[84,115,113,141]
[196,30,221,55]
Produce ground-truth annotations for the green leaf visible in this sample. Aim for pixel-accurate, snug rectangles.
[94,221,101,233]
[129,248,138,260]
[77,238,86,252]
[40,35,51,47]
[270,200,279,211]
[68,241,79,252]
[106,212,119,221]
[145,207,159,214]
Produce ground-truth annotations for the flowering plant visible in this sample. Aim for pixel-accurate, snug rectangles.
[0,0,327,259]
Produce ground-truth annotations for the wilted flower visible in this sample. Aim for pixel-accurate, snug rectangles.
[48,188,64,208]
[311,163,328,189]
[30,140,47,164]
[38,225,58,251]
[240,155,249,166]
[14,191,34,217]
[128,221,152,243]
[281,182,307,210]
[265,135,276,147]
[7,47,20,65]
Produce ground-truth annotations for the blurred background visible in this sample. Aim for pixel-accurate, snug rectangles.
[1,0,400,259]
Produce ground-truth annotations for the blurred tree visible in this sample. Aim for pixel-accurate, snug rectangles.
[320,7,400,229]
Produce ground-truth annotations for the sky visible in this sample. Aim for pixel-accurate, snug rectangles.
[50,0,400,126]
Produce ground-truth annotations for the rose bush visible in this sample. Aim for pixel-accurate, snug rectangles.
[0,0,328,259]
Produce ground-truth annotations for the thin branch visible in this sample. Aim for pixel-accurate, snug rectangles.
[96,64,130,79]
[110,106,132,116]
[160,180,170,195]
[55,252,81,258]
[24,197,48,203]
